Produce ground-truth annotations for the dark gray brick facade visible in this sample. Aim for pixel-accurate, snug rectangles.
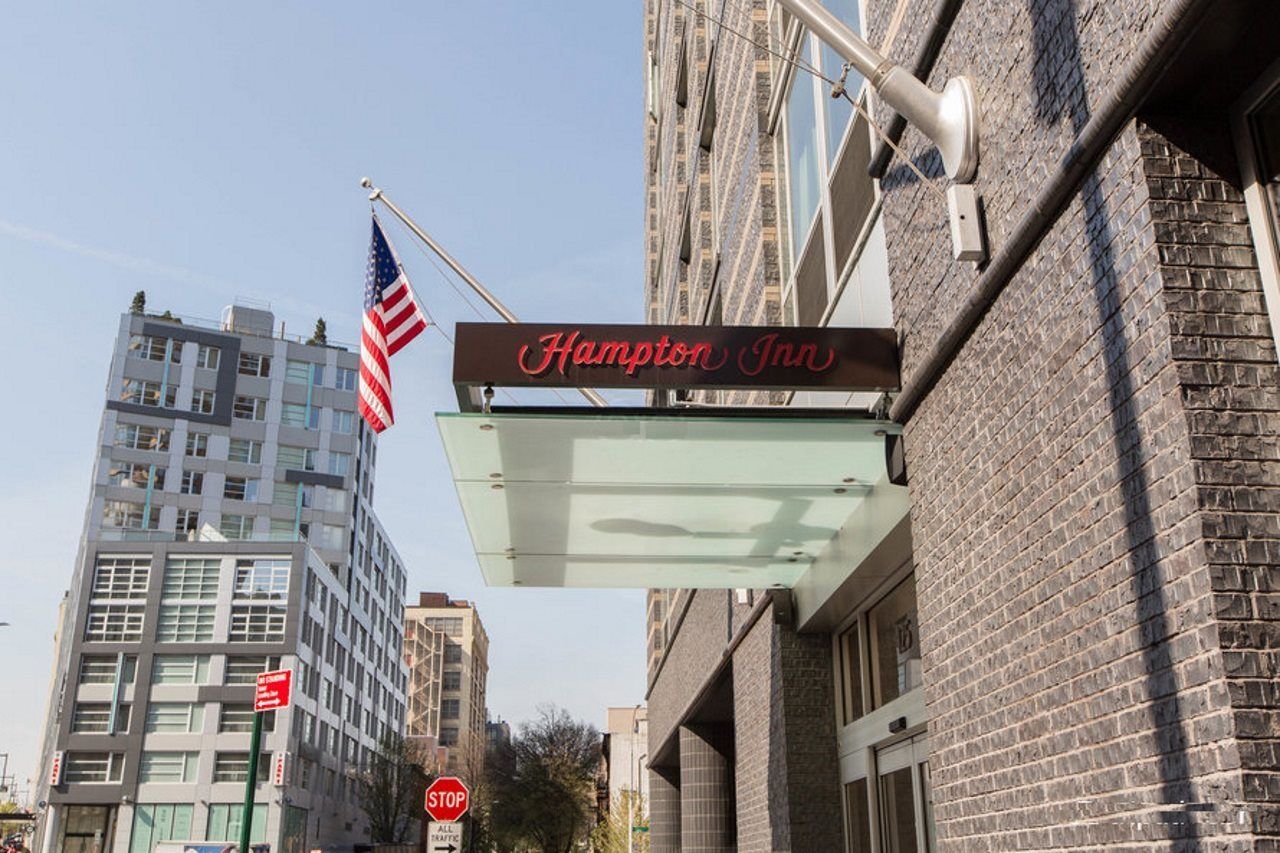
[643,0,1280,848]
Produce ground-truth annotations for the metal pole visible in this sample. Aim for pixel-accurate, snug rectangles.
[360,178,609,408]
[238,712,264,853]
[772,0,978,182]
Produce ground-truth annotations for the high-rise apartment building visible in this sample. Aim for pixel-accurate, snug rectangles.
[401,593,488,781]
[641,0,1280,849]
[602,707,648,811]
[32,305,410,853]
[402,614,447,773]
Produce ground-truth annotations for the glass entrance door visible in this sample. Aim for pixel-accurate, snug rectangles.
[875,735,933,853]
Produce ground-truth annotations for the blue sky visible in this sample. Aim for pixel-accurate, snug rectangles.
[0,1,645,792]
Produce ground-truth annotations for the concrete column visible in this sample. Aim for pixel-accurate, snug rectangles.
[679,724,735,851]
[649,766,682,853]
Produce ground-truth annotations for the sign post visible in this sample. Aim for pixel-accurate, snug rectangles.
[239,669,292,853]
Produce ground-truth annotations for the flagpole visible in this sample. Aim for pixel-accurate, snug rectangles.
[360,177,608,408]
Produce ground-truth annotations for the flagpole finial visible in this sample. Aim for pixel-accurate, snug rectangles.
[360,177,381,202]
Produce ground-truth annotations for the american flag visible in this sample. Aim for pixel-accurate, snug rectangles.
[360,215,428,432]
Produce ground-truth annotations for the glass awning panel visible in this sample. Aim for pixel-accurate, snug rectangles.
[435,411,905,588]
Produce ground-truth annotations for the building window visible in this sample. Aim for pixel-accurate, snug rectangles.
[312,524,344,551]
[78,655,137,685]
[439,726,459,747]
[186,432,209,457]
[190,390,216,415]
[285,360,323,386]
[71,703,128,734]
[229,605,287,643]
[219,705,275,733]
[223,476,258,502]
[277,445,315,471]
[102,500,160,531]
[151,655,211,685]
[281,403,320,430]
[212,753,271,784]
[785,70,822,260]
[107,461,159,490]
[234,558,290,599]
[205,804,266,843]
[85,605,145,642]
[63,753,124,783]
[442,670,461,691]
[129,335,180,363]
[441,699,460,720]
[444,642,462,664]
[129,805,194,853]
[195,345,220,370]
[328,452,350,477]
[237,353,271,378]
[334,367,357,391]
[180,471,204,495]
[156,605,215,642]
[121,379,177,409]
[233,396,267,421]
[114,423,171,452]
[138,752,199,783]
[176,509,200,539]
[868,575,922,709]
[219,514,253,540]
[268,519,298,541]
[228,439,263,464]
[92,556,150,598]
[145,702,205,733]
[162,557,220,598]
[332,410,355,434]
[224,655,282,685]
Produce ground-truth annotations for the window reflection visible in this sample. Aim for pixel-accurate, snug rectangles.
[869,575,922,707]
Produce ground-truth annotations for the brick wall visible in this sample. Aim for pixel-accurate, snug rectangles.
[867,0,1280,845]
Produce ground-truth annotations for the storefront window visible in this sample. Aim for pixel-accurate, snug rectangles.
[844,777,873,853]
[839,621,865,724]
[869,575,922,708]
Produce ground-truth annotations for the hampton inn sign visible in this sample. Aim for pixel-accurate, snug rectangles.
[436,322,908,590]
[452,322,899,407]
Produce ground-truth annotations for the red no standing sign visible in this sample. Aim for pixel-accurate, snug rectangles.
[425,776,470,822]
[255,669,293,712]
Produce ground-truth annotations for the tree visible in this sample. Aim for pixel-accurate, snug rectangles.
[0,801,29,843]
[307,317,328,346]
[589,791,648,853]
[129,290,146,314]
[489,705,600,853]
[355,733,432,844]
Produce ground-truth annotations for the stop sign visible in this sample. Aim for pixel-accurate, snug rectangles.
[425,776,470,822]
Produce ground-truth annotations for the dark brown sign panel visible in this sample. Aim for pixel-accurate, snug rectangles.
[453,323,899,391]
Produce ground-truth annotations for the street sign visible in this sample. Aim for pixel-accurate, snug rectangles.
[272,752,288,786]
[255,669,293,712]
[426,821,462,853]
[424,777,470,821]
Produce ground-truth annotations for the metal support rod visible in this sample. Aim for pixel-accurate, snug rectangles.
[360,178,608,408]
[238,711,264,853]
[773,0,978,182]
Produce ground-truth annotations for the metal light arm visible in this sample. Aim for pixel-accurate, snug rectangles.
[774,0,978,182]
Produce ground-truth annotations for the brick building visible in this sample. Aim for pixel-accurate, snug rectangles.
[640,0,1280,849]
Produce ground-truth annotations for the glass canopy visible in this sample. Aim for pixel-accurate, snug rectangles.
[435,411,905,589]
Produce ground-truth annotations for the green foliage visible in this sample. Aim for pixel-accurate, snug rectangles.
[307,317,328,346]
[355,733,433,844]
[488,705,600,853]
[589,791,648,853]
[129,290,146,314]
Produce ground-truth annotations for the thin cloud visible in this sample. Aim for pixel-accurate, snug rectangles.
[0,217,347,331]
[0,217,238,291]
